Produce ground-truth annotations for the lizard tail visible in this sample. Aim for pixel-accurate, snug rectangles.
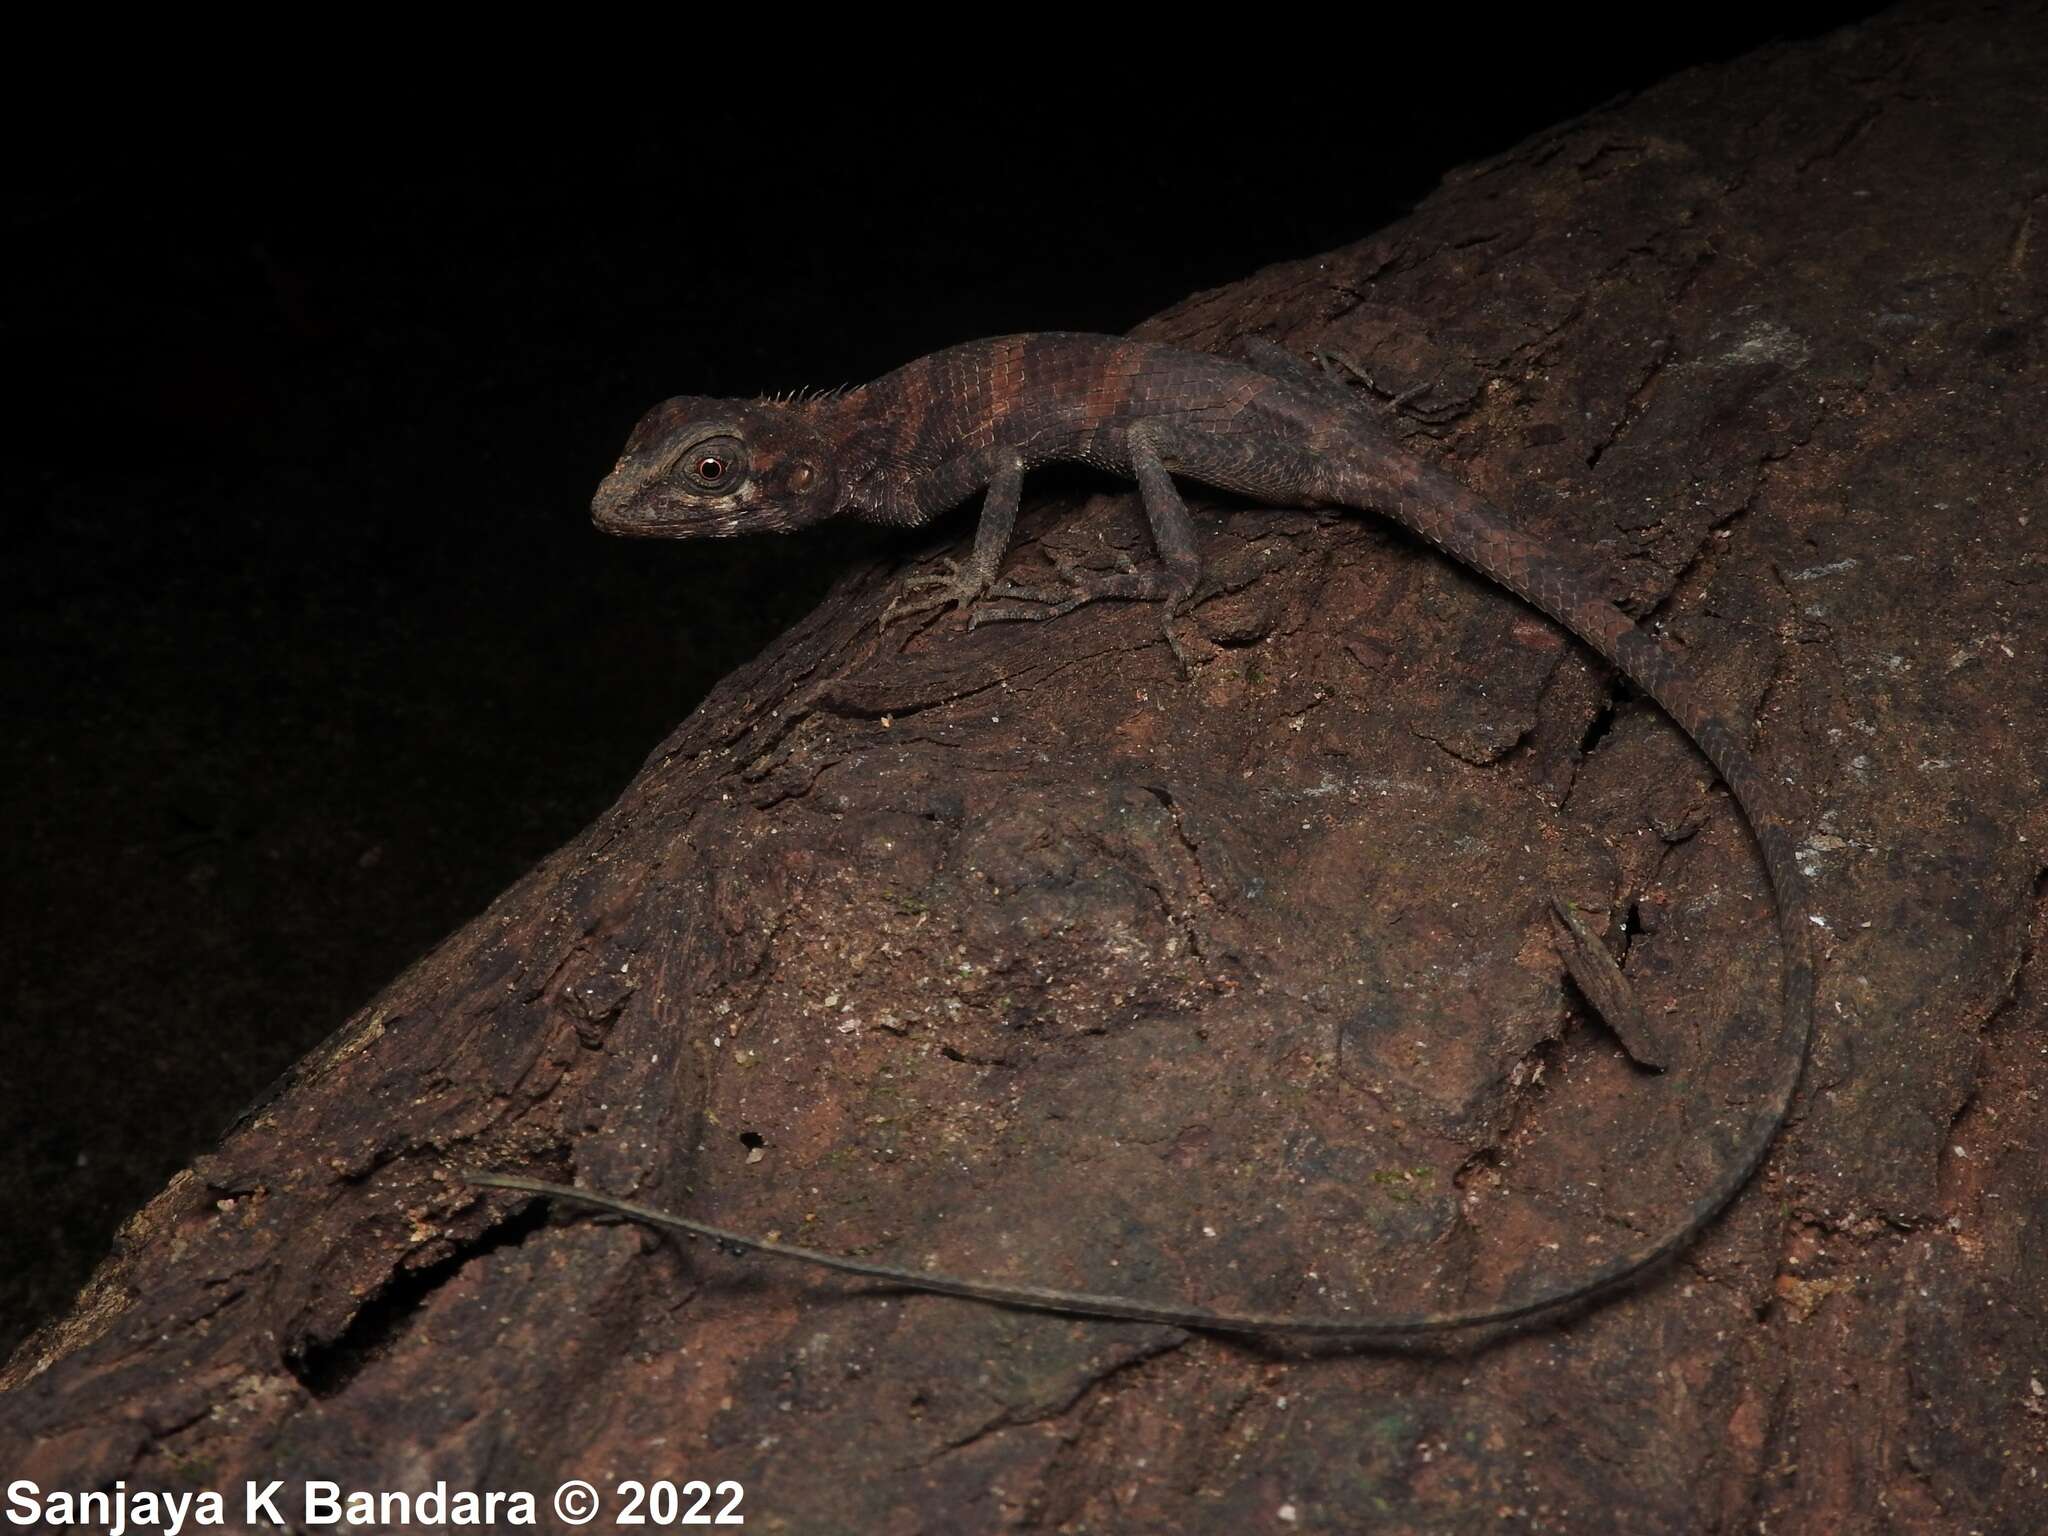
[464,451,1813,1337]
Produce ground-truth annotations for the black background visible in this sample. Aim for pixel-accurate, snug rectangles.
[3,15,1876,1355]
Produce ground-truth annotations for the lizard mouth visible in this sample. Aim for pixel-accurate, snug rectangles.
[590,481,746,538]
[589,479,649,533]
[590,468,674,534]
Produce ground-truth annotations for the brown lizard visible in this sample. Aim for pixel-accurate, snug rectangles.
[469,332,1814,1336]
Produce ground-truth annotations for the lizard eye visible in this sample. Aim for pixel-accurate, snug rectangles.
[680,435,746,493]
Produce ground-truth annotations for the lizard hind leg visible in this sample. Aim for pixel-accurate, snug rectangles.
[1240,334,1384,407]
[1235,335,1390,426]
[970,430,1202,628]
[1235,335,1330,391]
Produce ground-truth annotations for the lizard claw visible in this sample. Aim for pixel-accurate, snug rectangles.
[971,545,1190,628]
[962,547,1107,623]
[968,593,1083,628]
[879,558,991,630]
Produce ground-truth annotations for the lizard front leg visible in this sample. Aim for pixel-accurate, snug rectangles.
[879,450,1025,629]
[971,428,1202,626]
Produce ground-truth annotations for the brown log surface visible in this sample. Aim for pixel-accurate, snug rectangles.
[7,7,2047,1531]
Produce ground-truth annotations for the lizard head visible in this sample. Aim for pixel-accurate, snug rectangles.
[591,397,841,538]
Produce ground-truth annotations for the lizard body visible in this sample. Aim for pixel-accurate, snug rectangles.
[484,333,1815,1336]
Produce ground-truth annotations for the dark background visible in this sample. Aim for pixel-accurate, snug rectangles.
[3,13,1877,1357]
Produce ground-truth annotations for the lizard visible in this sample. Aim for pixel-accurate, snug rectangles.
[468,332,1815,1337]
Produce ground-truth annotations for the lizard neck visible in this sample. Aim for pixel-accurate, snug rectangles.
[808,383,931,525]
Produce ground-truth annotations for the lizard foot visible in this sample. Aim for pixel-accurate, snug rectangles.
[970,548,1193,629]
[977,559,1197,675]
[879,558,991,630]
[966,547,1094,626]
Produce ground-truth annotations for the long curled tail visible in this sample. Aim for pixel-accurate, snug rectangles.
[464,446,1811,1337]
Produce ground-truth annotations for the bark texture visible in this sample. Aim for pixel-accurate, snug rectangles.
[7,6,2047,1530]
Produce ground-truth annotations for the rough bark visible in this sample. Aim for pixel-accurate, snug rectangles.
[7,6,2046,1530]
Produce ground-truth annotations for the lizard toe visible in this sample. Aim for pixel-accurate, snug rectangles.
[881,562,995,630]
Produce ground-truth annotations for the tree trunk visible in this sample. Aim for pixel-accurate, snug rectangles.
[7,7,2046,1530]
